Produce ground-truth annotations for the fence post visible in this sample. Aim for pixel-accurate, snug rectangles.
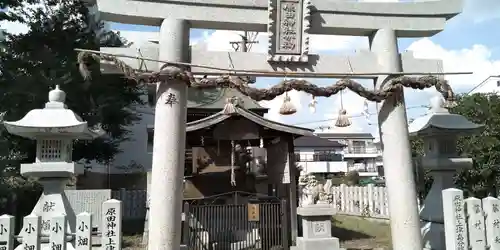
[367,184,374,216]
[0,214,14,250]
[281,199,289,250]
[442,188,468,250]
[102,199,123,250]
[182,202,190,245]
[465,197,486,250]
[482,196,500,250]
[340,184,346,212]
[76,212,92,250]
[21,214,41,250]
[50,214,67,250]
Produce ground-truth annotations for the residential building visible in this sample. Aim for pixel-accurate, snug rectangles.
[314,126,383,177]
[294,136,348,176]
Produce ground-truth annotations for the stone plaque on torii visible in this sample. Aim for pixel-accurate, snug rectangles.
[87,0,464,250]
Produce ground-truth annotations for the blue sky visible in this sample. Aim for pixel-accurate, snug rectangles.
[2,0,499,137]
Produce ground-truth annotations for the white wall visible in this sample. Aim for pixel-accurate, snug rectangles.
[295,147,348,173]
[298,161,348,173]
[87,99,154,174]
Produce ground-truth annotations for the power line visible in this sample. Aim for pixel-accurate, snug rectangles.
[229,31,258,53]
[292,75,500,127]
[292,105,428,126]
[466,75,500,95]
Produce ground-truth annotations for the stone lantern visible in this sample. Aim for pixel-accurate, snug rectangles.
[3,85,104,250]
[408,95,483,250]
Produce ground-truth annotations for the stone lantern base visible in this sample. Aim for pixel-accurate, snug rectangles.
[15,162,83,250]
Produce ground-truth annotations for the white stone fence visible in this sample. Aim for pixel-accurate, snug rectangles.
[0,199,123,250]
[442,188,500,250]
[65,189,146,221]
[330,184,391,219]
[66,186,392,221]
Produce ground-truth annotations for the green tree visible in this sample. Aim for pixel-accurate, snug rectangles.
[411,93,500,198]
[0,1,143,187]
[451,93,500,198]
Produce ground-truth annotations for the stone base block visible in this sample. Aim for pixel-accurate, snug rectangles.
[296,236,340,250]
[21,162,83,178]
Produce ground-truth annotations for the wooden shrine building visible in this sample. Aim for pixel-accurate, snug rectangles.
[179,88,313,249]
[183,92,313,201]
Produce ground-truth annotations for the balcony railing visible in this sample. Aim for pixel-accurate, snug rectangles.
[294,153,343,162]
[345,147,379,154]
[349,164,378,172]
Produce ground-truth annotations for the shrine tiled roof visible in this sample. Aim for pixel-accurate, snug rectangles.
[186,106,314,136]
[294,136,346,148]
[187,88,266,111]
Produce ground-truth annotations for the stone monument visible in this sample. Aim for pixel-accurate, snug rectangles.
[295,171,339,250]
[3,85,104,250]
[409,95,483,250]
[93,0,463,249]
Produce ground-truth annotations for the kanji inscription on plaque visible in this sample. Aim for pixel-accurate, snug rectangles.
[268,0,311,62]
[248,204,260,222]
[277,0,301,54]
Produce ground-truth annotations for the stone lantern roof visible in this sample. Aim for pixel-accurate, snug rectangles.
[3,85,104,140]
[408,95,483,137]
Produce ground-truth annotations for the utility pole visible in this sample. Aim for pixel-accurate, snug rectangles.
[229,31,258,52]
[229,31,258,83]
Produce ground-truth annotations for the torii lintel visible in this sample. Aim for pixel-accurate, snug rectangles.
[94,0,463,37]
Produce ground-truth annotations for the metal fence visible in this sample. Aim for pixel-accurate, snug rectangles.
[182,192,289,250]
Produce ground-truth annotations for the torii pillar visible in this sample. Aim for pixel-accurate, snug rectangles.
[371,29,423,250]
[148,19,189,249]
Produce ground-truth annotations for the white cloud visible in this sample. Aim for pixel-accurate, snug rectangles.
[406,38,500,93]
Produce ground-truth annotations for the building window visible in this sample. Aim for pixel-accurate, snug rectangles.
[313,150,343,162]
[351,141,366,154]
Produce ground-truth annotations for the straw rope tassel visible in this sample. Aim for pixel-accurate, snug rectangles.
[279,91,297,115]
[308,95,317,114]
[230,140,236,186]
[335,90,352,127]
[223,97,237,115]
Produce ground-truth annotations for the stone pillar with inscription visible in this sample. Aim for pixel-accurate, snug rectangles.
[2,86,104,250]
[295,206,339,250]
[409,96,483,250]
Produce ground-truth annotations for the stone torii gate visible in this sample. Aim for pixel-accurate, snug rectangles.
[93,0,462,249]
